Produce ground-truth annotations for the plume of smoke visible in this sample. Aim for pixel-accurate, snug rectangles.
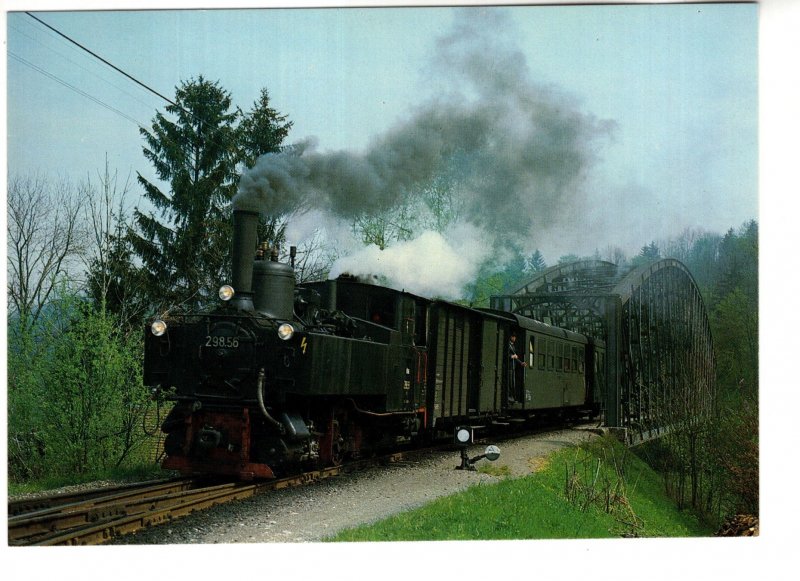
[234,8,616,296]
[329,222,491,299]
[235,9,612,233]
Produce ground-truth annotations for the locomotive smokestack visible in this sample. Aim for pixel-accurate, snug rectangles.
[231,207,260,310]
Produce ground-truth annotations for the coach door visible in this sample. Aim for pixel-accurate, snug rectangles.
[479,319,503,413]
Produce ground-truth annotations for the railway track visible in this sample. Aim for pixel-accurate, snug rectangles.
[7,452,413,546]
[9,421,600,546]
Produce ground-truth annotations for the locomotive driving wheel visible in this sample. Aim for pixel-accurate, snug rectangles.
[319,413,345,467]
[329,419,344,466]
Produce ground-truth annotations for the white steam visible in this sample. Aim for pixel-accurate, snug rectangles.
[329,222,490,299]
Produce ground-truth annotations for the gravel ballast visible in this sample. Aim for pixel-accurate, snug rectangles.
[111,427,597,544]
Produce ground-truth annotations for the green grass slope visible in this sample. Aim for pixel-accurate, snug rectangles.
[329,435,713,541]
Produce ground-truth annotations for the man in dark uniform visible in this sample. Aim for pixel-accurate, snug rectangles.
[508,331,527,403]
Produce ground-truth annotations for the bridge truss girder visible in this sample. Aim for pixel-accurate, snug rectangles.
[615,260,715,442]
[492,259,716,442]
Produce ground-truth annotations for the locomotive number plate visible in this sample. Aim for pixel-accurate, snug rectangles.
[205,335,239,348]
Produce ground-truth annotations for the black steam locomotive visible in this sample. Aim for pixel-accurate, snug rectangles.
[144,208,605,479]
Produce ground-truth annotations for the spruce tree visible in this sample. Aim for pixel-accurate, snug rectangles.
[130,77,292,312]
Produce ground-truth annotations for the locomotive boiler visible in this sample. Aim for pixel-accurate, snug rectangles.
[144,208,605,479]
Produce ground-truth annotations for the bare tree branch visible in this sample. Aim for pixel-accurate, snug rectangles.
[7,174,86,328]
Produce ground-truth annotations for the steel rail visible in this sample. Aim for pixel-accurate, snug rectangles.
[8,478,197,545]
[9,450,417,546]
[8,477,187,517]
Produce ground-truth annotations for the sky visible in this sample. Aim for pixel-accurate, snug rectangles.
[5,1,761,274]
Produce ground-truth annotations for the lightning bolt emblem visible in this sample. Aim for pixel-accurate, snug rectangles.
[300,336,308,355]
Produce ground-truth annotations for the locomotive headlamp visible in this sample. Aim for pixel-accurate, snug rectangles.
[277,323,295,341]
[218,285,235,301]
[150,319,167,337]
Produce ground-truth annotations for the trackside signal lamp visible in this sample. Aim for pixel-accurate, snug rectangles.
[455,426,473,445]
[454,426,501,471]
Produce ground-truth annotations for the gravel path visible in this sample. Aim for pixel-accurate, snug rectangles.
[111,426,597,544]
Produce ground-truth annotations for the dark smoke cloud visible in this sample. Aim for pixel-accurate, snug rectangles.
[235,8,615,243]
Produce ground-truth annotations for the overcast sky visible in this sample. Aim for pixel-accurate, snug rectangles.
[5,1,761,262]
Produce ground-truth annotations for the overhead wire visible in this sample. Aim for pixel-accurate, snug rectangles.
[25,11,186,115]
[14,12,266,186]
[9,20,163,117]
[8,50,148,130]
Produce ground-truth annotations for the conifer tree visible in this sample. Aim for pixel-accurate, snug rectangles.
[526,249,547,273]
[130,77,292,312]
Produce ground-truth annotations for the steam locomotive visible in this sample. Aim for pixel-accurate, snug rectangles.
[144,208,606,479]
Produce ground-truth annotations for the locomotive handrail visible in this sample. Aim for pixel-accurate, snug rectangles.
[256,368,285,433]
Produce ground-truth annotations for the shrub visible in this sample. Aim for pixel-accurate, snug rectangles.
[7,289,152,482]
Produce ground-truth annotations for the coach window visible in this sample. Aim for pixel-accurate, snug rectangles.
[547,340,555,370]
[528,337,535,368]
[556,343,563,371]
[571,347,578,373]
[538,339,546,369]
[579,350,585,373]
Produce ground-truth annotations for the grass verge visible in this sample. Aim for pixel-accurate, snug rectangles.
[329,435,713,541]
[7,463,166,496]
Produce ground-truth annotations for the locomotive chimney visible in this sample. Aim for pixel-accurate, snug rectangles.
[230,207,260,311]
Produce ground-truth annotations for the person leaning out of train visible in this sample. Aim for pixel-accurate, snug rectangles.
[508,333,527,368]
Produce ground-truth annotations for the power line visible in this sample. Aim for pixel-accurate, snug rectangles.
[25,12,187,117]
[9,21,163,116]
[16,13,255,175]
[9,50,147,129]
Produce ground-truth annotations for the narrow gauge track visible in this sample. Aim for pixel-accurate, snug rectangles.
[9,422,600,546]
[8,478,190,517]
[8,451,416,546]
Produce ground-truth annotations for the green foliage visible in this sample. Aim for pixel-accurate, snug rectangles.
[463,244,533,307]
[629,241,661,268]
[526,249,547,273]
[709,390,759,515]
[130,76,292,312]
[477,463,512,477]
[634,220,759,524]
[329,436,711,541]
[7,287,154,482]
[712,287,758,390]
[352,201,419,250]
[238,87,293,168]
[7,463,167,497]
[351,163,464,250]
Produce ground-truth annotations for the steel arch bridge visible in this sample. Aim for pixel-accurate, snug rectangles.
[490,259,715,443]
